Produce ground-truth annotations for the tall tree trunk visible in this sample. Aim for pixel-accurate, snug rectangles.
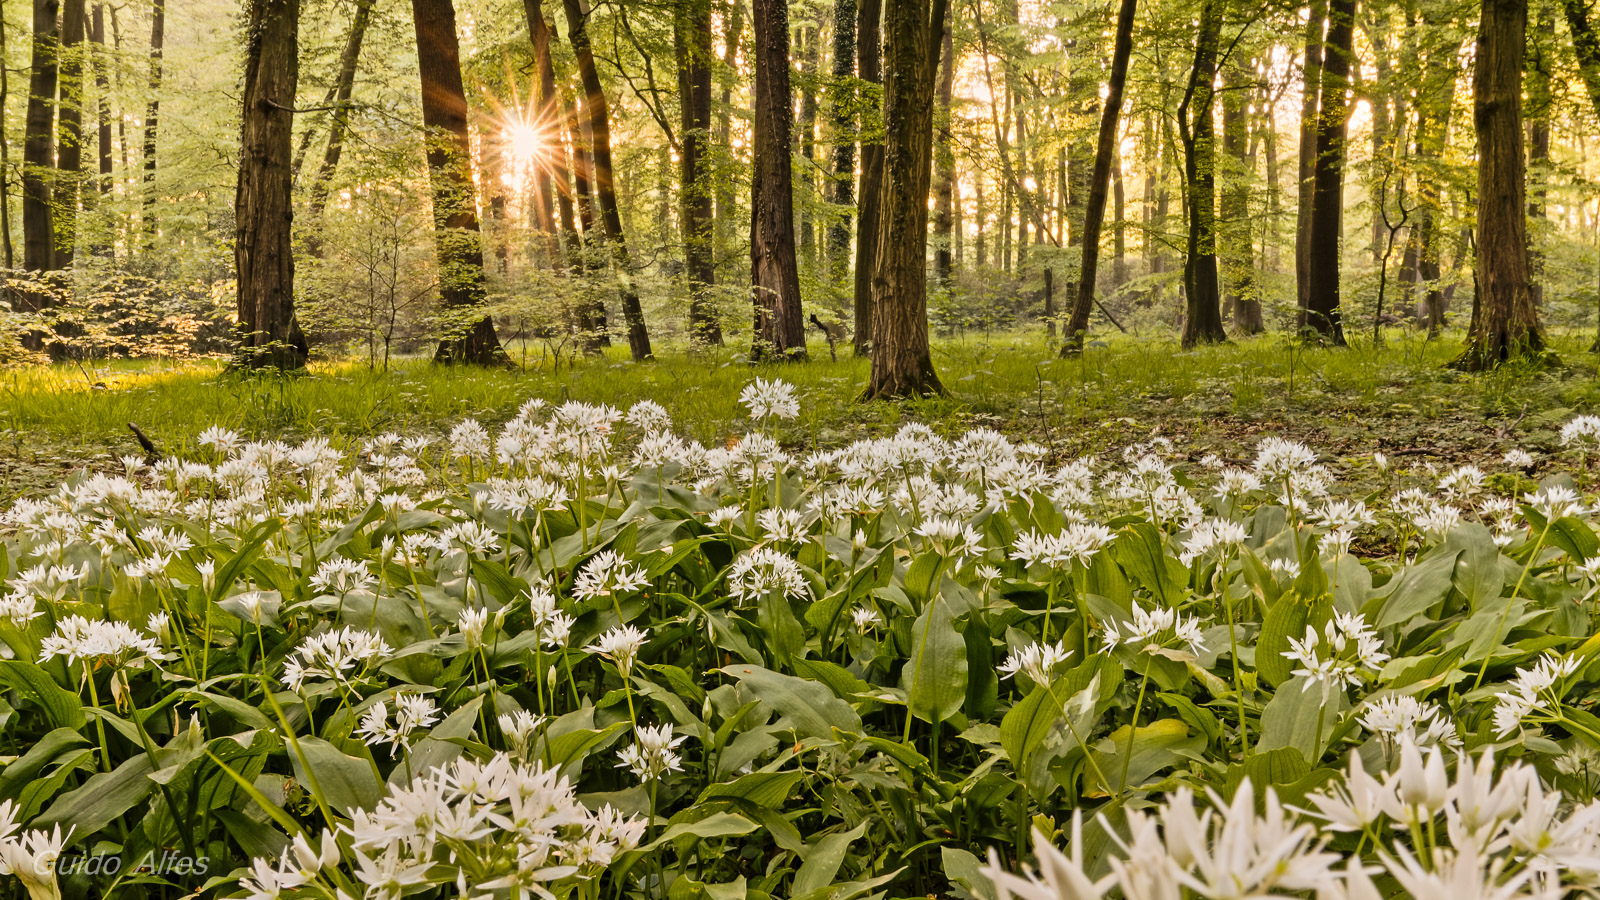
[1060,0,1136,352]
[675,0,722,345]
[1178,0,1227,348]
[933,22,955,287]
[854,0,883,353]
[1457,0,1541,367]
[1525,2,1553,309]
[1300,0,1352,343]
[974,172,986,267]
[750,0,806,360]
[1222,60,1262,333]
[0,8,12,268]
[1412,13,1454,337]
[413,0,504,365]
[563,0,652,360]
[236,0,308,369]
[797,26,819,264]
[1295,0,1324,321]
[827,0,856,283]
[306,0,373,236]
[529,0,579,276]
[713,0,742,277]
[564,84,607,348]
[23,0,59,276]
[53,0,83,268]
[89,4,111,258]
[142,0,162,237]
[1112,148,1126,288]
[865,0,946,397]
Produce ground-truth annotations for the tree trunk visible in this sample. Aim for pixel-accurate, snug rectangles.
[865,0,946,397]
[797,26,819,264]
[142,0,162,237]
[1222,60,1261,333]
[854,0,883,354]
[1112,147,1126,288]
[563,0,651,361]
[236,0,308,369]
[564,84,608,349]
[23,0,59,276]
[0,8,13,269]
[750,0,806,360]
[827,0,856,283]
[412,0,504,365]
[1178,0,1227,348]
[675,0,722,345]
[1060,0,1135,352]
[88,4,111,258]
[1300,0,1351,343]
[933,22,955,287]
[53,0,83,268]
[1295,0,1324,322]
[1457,0,1542,368]
[528,0,579,275]
[1525,2,1553,309]
[974,172,986,267]
[713,0,742,276]
[306,0,373,236]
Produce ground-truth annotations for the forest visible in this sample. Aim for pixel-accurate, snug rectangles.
[10,0,1600,899]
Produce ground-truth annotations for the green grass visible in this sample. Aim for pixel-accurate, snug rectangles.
[4,328,1600,500]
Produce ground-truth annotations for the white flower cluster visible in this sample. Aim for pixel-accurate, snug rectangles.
[281,626,393,692]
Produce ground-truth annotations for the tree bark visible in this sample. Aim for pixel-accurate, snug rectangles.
[750,0,806,360]
[1295,0,1324,322]
[305,0,373,236]
[865,0,946,397]
[676,0,722,345]
[53,0,83,267]
[23,0,59,276]
[1525,2,1553,309]
[89,3,112,259]
[827,0,856,282]
[933,22,955,287]
[142,0,162,237]
[797,26,819,263]
[526,0,580,275]
[1222,60,1262,333]
[563,0,652,360]
[854,0,883,354]
[0,8,13,268]
[1300,0,1352,343]
[412,0,504,365]
[1060,0,1136,353]
[1457,0,1542,368]
[236,0,308,369]
[1177,0,1227,348]
[713,0,743,274]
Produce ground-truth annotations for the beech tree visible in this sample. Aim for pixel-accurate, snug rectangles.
[675,0,721,345]
[865,0,947,398]
[235,0,307,369]
[1299,0,1354,342]
[750,0,806,360]
[1177,0,1227,348]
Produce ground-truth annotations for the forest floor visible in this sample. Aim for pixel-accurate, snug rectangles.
[4,328,1599,501]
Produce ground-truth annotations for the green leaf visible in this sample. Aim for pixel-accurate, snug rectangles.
[287,736,383,815]
[1370,548,1460,629]
[723,664,862,741]
[641,811,758,851]
[0,660,85,730]
[1446,524,1506,610]
[902,594,967,725]
[0,728,89,801]
[698,771,803,808]
[1255,594,1310,687]
[942,847,995,900]
[1257,676,1344,760]
[34,754,158,844]
[792,822,868,897]
[1086,719,1201,794]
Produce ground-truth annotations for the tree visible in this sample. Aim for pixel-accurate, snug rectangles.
[675,0,722,345]
[827,0,857,282]
[142,0,163,236]
[854,0,883,354]
[750,0,806,360]
[305,0,374,234]
[562,0,652,361]
[53,0,84,267]
[1300,0,1353,343]
[236,0,308,369]
[1061,0,1138,353]
[1456,0,1542,368]
[89,3,113,257]
[1221,60,1263,333]
[864,0,947,398]
[1294,0,1324,321]
[932,24,956,288]
[412,0,505,365]
[1177,0,1227,348]
[23,0,59,275]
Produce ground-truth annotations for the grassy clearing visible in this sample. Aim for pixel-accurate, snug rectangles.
[3,328,1599,499]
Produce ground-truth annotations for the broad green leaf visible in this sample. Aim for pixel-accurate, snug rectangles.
[724,664,862,741]
[1369,549,1459,629]
[0,660,85,730]
[792,822,868,896]
[902,593,967,725]
[287,736,383,815]
[1086,719,1201,795]
[34,754,158,844]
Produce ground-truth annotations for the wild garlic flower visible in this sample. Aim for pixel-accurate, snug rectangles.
[1493,653,1580,737]
[0,592,39,627]
[1359,695,1460,751]
[1560,415,1600,449]
[39,615,172,670]
[1285,613,1388,694]
[498,711,548,761]
[1525,485,1585,523]
[448,419,491,459]
[357,693,440,754]
[851,607,882,633]
[439,520,500,555]
[915,515,985,560]
[197,425,242,455]
[739,378,800,421]
[309,555,375,595]
[281,626,393,692]
[457,607,491,649]
[585,625,648,677]
[1178,518,1249,565]
[1313,500,1376,531]
[572,550,650,601]
[1254,437,1318,481]
[1504,448,1535,469]
[616,724,688,782]
[1438,465,1486,500]
[1101,602,1206,657]
[727,547,809,604]
[756,508,809,542]
[625,400,671,432]
[997,641,1073,685]
[0,819,70,900]
[1011,523,1115,570]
